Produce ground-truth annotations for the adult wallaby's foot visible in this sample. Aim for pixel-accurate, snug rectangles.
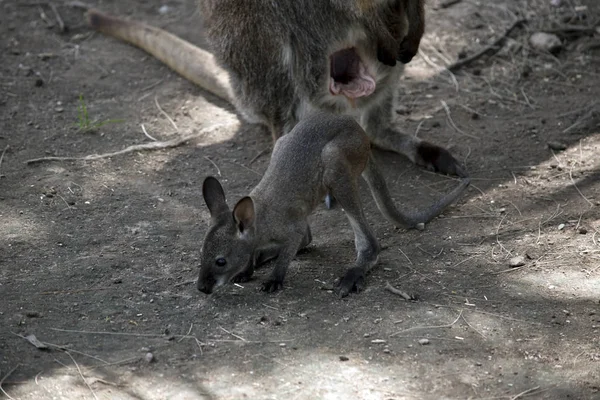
[336,267,366,298]
[415,141,467,178]
[261,279,284,293]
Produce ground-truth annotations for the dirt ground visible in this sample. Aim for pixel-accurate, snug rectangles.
[1,0,599,399]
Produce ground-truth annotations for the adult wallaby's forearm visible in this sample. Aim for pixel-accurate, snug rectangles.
[86,9,233,103]
[362,157,470,229]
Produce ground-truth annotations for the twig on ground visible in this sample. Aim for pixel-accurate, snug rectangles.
[441,101,478,139]
[12,332,109,364]
[154,96,179,132]
[510,386,541,400]
[418,49,459,92]
[25,124,236,164]
[178,324,194,343]
[414,120,425,137]
[218,326,247,342]
[49,2,65,32]
[461,314,486,338]
[569,168,594,207]
[563,107,598,134]
[448,19,527,72]
[249,147,270,165]
[520,88,535,109]
[390,310,463,337]
[397,247,413,265]
[141,124,158,141]
[64,351,98,400]
[226,160,261,176]
[0,145,9,177]
[0,364,19,400]
[204,156,222,176]
[384,282,414,300]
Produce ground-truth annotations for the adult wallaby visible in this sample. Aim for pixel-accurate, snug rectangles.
[198,112,470,297]
[85,1,467,178]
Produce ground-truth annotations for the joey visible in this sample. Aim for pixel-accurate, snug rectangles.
[198,112,470,297]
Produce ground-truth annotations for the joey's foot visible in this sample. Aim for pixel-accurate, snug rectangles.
[261,279,284,293]
[335,267,366,298]
[416,142,467,178]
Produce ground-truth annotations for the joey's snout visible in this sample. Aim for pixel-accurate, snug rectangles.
[197,273,216,294]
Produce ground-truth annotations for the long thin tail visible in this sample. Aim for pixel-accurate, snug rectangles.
[86,9,233,103]
[362,157,470,229]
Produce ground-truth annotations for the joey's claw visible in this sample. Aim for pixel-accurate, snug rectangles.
[261,279,283,293]
[416,142,468,178]
[335,268,366,298]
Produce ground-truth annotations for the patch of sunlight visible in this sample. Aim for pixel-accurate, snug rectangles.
[0,214,47,242]
[9,351,421,400]
[509,269,600,300]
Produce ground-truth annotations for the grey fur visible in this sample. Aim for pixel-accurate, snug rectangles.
[198,112,470,297]
[86,1,466,176]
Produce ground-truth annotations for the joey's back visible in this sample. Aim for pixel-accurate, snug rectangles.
[252,113,369,208]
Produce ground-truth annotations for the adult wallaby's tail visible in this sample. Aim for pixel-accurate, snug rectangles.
[362,157,470,229]
[86,9,233,103]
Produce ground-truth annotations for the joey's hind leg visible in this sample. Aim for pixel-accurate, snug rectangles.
[325,165,380,297]
[362,93,467,177]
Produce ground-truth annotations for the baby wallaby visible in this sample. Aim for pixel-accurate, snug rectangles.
[198,112,470,297]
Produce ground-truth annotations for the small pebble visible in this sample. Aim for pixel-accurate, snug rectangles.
[339,356,349,362]
[529,32,562,54]
[145,352,155,363]
[418,338,430,345]
[383,348,391,354]
[279,343,286,347]
[578,227,587,234]
[415,222,425,231]
[371,339,386,344]
[558,223,565,231]
[508,256,525,268]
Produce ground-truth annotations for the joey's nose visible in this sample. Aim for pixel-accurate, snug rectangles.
[197,275,215,294]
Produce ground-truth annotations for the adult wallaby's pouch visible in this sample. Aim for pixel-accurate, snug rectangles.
[329,47,376,99]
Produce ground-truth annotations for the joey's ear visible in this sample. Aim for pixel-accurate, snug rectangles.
[232,196,255,234]
[202,177,229,217]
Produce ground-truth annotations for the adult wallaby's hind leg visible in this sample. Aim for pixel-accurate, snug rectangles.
[362,92,468,178]
[324,154,380,298]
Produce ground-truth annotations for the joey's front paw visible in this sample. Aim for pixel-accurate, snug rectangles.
[335,268,366,298]
[261,279,283,293]
[232,273,253,283]
[416,142,467,178]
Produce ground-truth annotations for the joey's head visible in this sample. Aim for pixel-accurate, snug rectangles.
[198,177,256,294]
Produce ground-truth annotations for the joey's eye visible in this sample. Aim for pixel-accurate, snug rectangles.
[215,258,227,267]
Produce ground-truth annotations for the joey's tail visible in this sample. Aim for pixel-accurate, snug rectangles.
[362,157,470,229]
[86,9,233,103]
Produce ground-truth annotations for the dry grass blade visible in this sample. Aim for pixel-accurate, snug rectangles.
[391,310,463,337]
[0,364,19,400]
